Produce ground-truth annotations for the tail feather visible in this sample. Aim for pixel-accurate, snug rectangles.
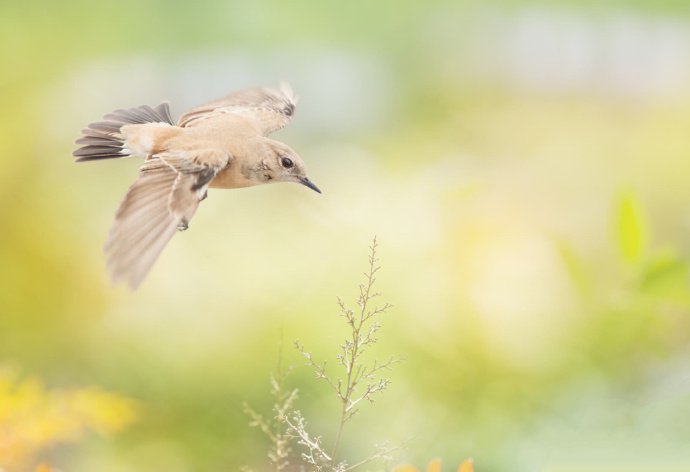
[74,102,174,162]
[86,121,122,133]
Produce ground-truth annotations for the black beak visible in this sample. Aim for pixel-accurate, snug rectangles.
[300,177,322,194]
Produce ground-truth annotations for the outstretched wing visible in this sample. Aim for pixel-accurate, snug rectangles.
[105,149,230,289]
[177,82,298,135]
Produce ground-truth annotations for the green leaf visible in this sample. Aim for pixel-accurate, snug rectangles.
[640,249,690,301]
[616,192,648,265]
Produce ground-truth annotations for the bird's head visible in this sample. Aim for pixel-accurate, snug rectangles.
[259,139,321,193]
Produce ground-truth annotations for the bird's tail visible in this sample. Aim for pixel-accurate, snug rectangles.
[73,103,174,162]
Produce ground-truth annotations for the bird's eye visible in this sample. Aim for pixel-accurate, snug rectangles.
[284,104,294,116]
[281,156,294,168]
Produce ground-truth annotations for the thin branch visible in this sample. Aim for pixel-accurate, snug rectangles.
[295,341,344,400]
[344,442,407,471]
[281,411,332,470]
[280,237,399,471]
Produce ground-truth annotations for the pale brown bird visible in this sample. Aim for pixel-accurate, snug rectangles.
[74,83,320,289]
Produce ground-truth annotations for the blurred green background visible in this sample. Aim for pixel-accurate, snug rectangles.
[2,0,690,471]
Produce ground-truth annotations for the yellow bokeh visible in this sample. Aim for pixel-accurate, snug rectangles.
[0,368,137,471]
[1,1,690,471]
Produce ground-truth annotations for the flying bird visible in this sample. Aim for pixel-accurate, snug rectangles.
[74,83,320,289]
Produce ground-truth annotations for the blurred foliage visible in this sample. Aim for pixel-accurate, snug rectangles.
[2,0,690,471]
[616,192,648,265]
[0,367,137,471]
[394,459,474,472]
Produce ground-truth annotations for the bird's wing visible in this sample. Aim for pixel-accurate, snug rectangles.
[177,82,298,136]
[105,149,230,289]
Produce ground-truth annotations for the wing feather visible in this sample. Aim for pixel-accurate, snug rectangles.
[105,168,182,288]
[105,149,230,289]
[177,82,297,135]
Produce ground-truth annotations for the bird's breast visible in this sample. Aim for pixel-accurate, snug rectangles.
[209,164,258,189]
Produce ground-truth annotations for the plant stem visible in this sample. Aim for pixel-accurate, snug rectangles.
[331,319,359,465]
[329,240,378,468]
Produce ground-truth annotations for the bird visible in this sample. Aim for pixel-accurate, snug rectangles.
[73,83,320,290]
